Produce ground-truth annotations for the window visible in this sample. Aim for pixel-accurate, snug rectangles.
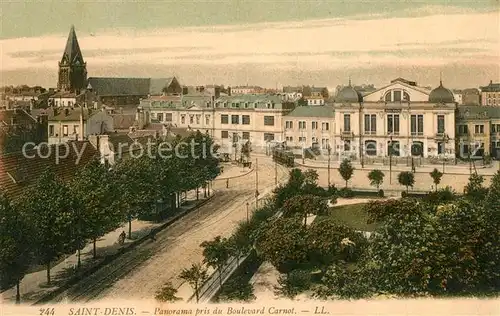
[458,124,469,135]
[365,140,377,156]
[321,138,329,149]
[385,93,391,102]
[221,131,229,139]
[157,113,164,122]
[232,133,239,143]
[189,115,194,124]
[322,122,329,131]
[393,90,402,102]
[387,114,400,134]
[312,137,317,144]
[231,115,239,124]
[387,140,400,156]
[181,115,186,124]
[166,113,173,122]
[285,121,293,129]
[343,114,351,132]
[364,114,376,134]
[49,125,54,136]
[221,114,229,124]
[491,124,500,133]
[196,115,200,124]
[242,115,250,125]
[63,125,69,136]
[411,114,424,135]
[298,121,306,129]
[264,116,275,126]
[437,115,445,133]
[344,140,351,151]
[73,125,79,134]
[205,115,210,125]
[412,141,424,156]
[264,133,274,141]
[403,92,410,101]
[312,121,318,130]
[299,136,306,143]
[437,142,445,155]
[286,136,293,142]
[242,132,250,140]
[475,124,485,134]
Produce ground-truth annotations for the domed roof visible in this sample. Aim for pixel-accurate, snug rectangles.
[429,81,455,103]
[335,82,363,103]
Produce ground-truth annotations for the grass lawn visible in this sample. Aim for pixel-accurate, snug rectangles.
[322,203,380,232]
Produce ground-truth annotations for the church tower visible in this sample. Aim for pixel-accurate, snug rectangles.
[58,25,87,94]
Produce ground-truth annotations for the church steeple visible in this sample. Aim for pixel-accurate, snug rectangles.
[58,25,87,93]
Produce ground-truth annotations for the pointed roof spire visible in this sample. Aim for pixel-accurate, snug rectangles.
[348,76,352,87]
[61,25,84,65]
[439,71,443,86]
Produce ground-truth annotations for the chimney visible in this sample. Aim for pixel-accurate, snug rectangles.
[490,80,493,85]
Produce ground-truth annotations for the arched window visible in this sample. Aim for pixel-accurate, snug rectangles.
[365,140,377,156]
[411,141,423,156]
[403,92,410,101]
[388,140,400,156]
[385,92,392,102]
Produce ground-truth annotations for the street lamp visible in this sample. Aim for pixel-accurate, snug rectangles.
[440,134,450,174]
[389,134,393,184]
[327,144,331,188]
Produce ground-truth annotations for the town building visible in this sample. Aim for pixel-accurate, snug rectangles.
[283,106,335,150]
[462,88,481,106]
[0,108,47,154]
[480,80,500,106]
[231,86,264,95]
[330,78,457,161]
[46,107,114,145]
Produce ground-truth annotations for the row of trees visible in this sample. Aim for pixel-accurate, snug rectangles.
[254,169,500,299]
[0,131,221,303]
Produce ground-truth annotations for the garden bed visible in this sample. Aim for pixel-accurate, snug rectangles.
[322,203,379,232]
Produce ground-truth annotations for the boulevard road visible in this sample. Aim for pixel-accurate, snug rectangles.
[50,158,287,302]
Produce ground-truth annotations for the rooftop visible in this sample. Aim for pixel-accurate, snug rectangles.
[285,105,334,118]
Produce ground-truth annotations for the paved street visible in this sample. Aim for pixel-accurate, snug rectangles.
[44,158,287,302]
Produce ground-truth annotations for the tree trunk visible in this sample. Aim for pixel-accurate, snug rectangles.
[196,188,199,200]
[345,180,348,188]
[46,261,51,285]
[77,248,81,269]
[93,238,97,259]
[195,285,199,303]
[15,281,20,304]
[128,216,132,239]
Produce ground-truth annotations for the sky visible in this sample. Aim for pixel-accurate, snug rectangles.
[0,0,499,90]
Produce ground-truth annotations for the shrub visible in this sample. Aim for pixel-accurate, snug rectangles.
[217,275,256,302]
[275,270,312,299]
[425,186,457,204]
[327,184,337,196]
[155,282,181,302]
[377,189,385,198]
[338,187,354,198]
[401,191,408,198]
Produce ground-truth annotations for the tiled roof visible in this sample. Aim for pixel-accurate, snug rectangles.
[457,105,500,119]
[47,107,90,121]
[0,141,97,200]
[108,133,135,153]
[480,83,500,92]
[285,105,335,118]
[49,91,78,98]
[149,78,175,95]
[111,113,136,130]
[87,77,151,96]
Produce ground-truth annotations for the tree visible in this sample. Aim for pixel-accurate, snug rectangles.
[229,221,254,257]
[179,263,208,303]
[240,141,251,162]
[20,169,75,285]
[70,159,123,260]
[275,270,312,299]
[200,236,232,287]
[464,173,488,202]
[155,281,181,302]
[339,159,354,188]
[281,195,328,228]
[398,171,415,193]
[255,217,309,272]
[367,169,384,190]
[0,193,33,303]
[429,168,443,191]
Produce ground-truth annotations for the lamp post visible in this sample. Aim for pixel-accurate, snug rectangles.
[389,135,393,184]
[441,134,450,174]
[327,144,331,187]
[246,202,249,223]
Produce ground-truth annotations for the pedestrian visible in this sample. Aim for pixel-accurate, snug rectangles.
[119,231,126,245]
[150,230,157,242]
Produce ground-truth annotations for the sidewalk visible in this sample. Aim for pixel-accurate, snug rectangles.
[0,189,212,304]
[296,158,499,176]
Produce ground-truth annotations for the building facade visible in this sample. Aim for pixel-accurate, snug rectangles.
[480,80,500,106]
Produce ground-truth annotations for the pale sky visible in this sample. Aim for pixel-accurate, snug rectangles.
[0,1,499,90]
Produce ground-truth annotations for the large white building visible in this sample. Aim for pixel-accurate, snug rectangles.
[140,78,458,159]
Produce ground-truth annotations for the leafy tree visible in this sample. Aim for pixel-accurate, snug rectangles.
[281,194,328,227]
[367,169,384,190]
[314,262,370,300]
[273,168,325,208]
[70,159,122,260]
[464,173,488,202]
[240,141,251,162]
[229,221,254,257]
[0,193,33,303]
[255,217,309,273]
[20,169,75,285]
[338,159,354,188]
[398,171,415,193]
[200,236,233,287]
[429,168,443,191]
[217,275,256,302]
[179,263,208,303]
[306,218,367,270]
[275,270,312,299]
[155,281,181,302]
